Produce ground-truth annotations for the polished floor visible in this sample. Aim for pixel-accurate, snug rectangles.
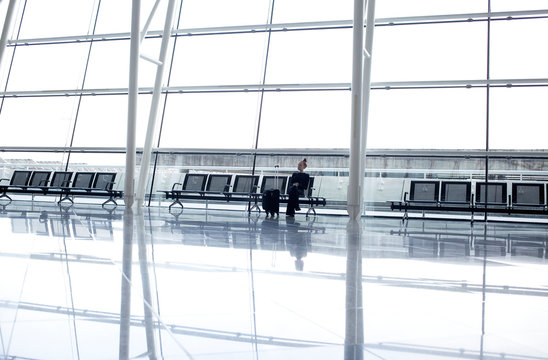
[1,201,547,360]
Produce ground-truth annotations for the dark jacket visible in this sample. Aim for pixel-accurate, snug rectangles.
[290,172,310,195]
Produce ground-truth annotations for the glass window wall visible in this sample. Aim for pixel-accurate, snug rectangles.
[0,0,547,211]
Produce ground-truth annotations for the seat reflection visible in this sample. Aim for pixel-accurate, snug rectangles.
[4,206,120,241]
[391,221,548,259]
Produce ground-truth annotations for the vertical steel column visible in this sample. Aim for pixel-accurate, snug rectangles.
[347,0,365,220]
[125,0,141,209]
[0,0,17,68]
[484,1,492,221]
[136,0,177,207]
[359,0,376,212]
[147,0,184,207]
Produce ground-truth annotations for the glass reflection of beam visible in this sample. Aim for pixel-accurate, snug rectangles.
[1,250,545,297]
[136,207,158,359]
[4,300,545,360]
[119,207,133,360]
[247,216,259,358]
[59,208,81,360]
[480,223,488,360]
[147,207,166,359]
[345,219,364,360]
[123,208,193,360]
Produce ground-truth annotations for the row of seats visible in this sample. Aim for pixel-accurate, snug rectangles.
[391,179,548,221]
[405,180,547,207]
[166,173,317,196]
[0,170,122,207]
[160,173,326,215]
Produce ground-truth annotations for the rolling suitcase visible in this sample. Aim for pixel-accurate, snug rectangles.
[262,188,280,217]
[262,165,280,217]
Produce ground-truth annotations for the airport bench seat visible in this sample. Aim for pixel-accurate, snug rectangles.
[0,170,122,207]
[161,173,326,216]
[390,180,548,222]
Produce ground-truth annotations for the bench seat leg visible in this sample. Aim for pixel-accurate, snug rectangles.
[306,205,316,217]
[102,197,118,208]
[58,194,74,205]
[248,202,260,214]
[169,198,183,211]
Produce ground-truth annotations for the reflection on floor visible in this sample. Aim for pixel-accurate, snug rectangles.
[0,201,547,360]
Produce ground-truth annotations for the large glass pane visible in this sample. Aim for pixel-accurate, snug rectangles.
[19,0,96,39]
[272,0,352,23]
[491,0,548,12]
[85,38,161,89]
[258,91,350,149]
[71,94,152,148]
[373,22,486,82]
[178,0,270,28]
[266,28,352,84]
[367,88,486,149]
[491,18,548,79]
[0,97,77,147]
[490,87,548,150]
[169,33,267,86]
[159,92,261,149]
[6,43,89,91]
[376,0,485,18]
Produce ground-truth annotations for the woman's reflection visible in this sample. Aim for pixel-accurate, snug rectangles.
[285,217,310,271]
